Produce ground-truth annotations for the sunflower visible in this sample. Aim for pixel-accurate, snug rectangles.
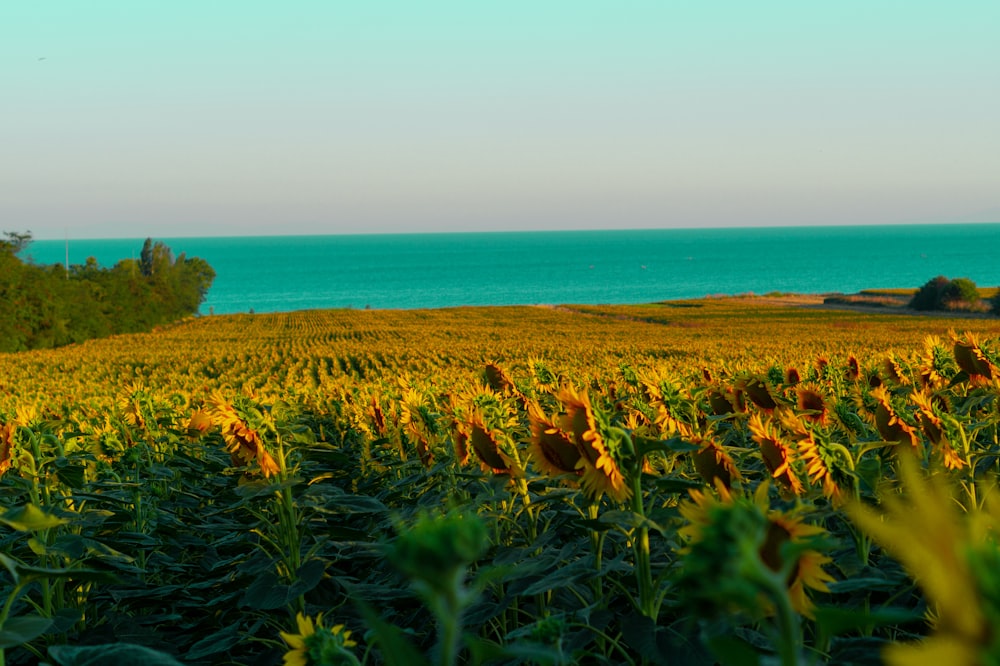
[557,385,630,503]
[0,421,16,477]
[527,402,582,479]
[910,389,965,470]
[706,387,736,416]
[206,393,280,477]
[186,410,213,439]
[881,356,910,386]
[280,612,359,666]
[951,331,996,384]
[737,375,778,412]
[780,411,843,500]
[691,435,741,490]
[795,384,829,424]
[846,355,862,382]
[464,410,519,475]
[748,413,804,496]
[845,453,1000,665]
[870,385,920,449]
[117,381,148,429]
[916,335,949,389]
[678,482,833,618]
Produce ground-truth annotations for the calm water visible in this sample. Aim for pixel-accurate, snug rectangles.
[26,224,1000,315]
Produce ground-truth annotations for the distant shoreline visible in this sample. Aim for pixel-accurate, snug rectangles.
[721,293,999,320]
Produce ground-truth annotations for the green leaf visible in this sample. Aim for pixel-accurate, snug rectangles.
[598,510,668,536]
[54,458,87,489]
[0,614,53,649]
[465,637,562,665]
[47,643,184,666]
[653,477,706,493]
[0,504,69,531]
[184,624,241,660]
[0,553,116,585]
[636,436,700,456]
[812,605,922,639]
[357,600,428,666]
[704,635,763,666]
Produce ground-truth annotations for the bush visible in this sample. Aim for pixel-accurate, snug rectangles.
[993,289,1000,315]
[951,277,980,305]
[910,276,955,310]
[910,276,981,311]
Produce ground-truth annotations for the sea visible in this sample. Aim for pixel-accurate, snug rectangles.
[25,224,1000,316]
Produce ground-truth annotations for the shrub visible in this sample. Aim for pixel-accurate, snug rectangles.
[992,289,1000,315]
[950,277,980,305]
[910,276,981,311]
[910,276,956,311]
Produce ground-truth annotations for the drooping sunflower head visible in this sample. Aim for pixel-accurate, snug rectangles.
[736,374,778,412]
[527,401,582,480]
[484,362,518,395]
[206,392,280,477]
[795,384,829,424]
[951,330,997,384]
[748,413,804,497]
[556,385,631,503]
[0,421,17,477]
[691,435,741,490]
[869,385,920,450]
[784,366,802,386]
[846,355,862,382]
[464,409,519,476]
[910,389,965,470]
[881,356,911,387]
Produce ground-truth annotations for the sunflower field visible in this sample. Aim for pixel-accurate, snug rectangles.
[1,299,1000,665]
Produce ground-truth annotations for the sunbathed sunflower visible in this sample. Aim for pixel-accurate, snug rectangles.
[910,389,965,470]
[795,384,829,425]
[951,331,997,384]
[737,375,779,412]
[748,413,804,496]
[117,381,148,430]
[846,453,1000,665]
[869,385,920,449]
[779,410,844,501]
[0,421,16,477]
[206,393,280,477]
[527,401,582,479]
[280,612,359,666]
[557,385,630,502]
[691,435,741,490]
[846,355,862,383]
[464,410,519,475]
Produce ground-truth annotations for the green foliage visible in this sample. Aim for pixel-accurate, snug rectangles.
[910,275,981,311]
[0,236,215,351]
[951,277,980,304]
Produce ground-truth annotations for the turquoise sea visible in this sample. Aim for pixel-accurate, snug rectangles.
[26,224,1000,315]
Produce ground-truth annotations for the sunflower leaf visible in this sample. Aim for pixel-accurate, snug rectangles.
[0,504,70,531]
[0,615,53,649]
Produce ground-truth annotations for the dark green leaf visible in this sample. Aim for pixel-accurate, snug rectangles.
[47,643,184,666]
[0,615,53,649]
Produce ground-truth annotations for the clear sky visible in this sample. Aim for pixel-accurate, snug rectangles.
[3,1,999,240]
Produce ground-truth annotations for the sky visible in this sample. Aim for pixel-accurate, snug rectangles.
[3,1,999,240]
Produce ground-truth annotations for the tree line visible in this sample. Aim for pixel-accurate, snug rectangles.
[0,233,215,352]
